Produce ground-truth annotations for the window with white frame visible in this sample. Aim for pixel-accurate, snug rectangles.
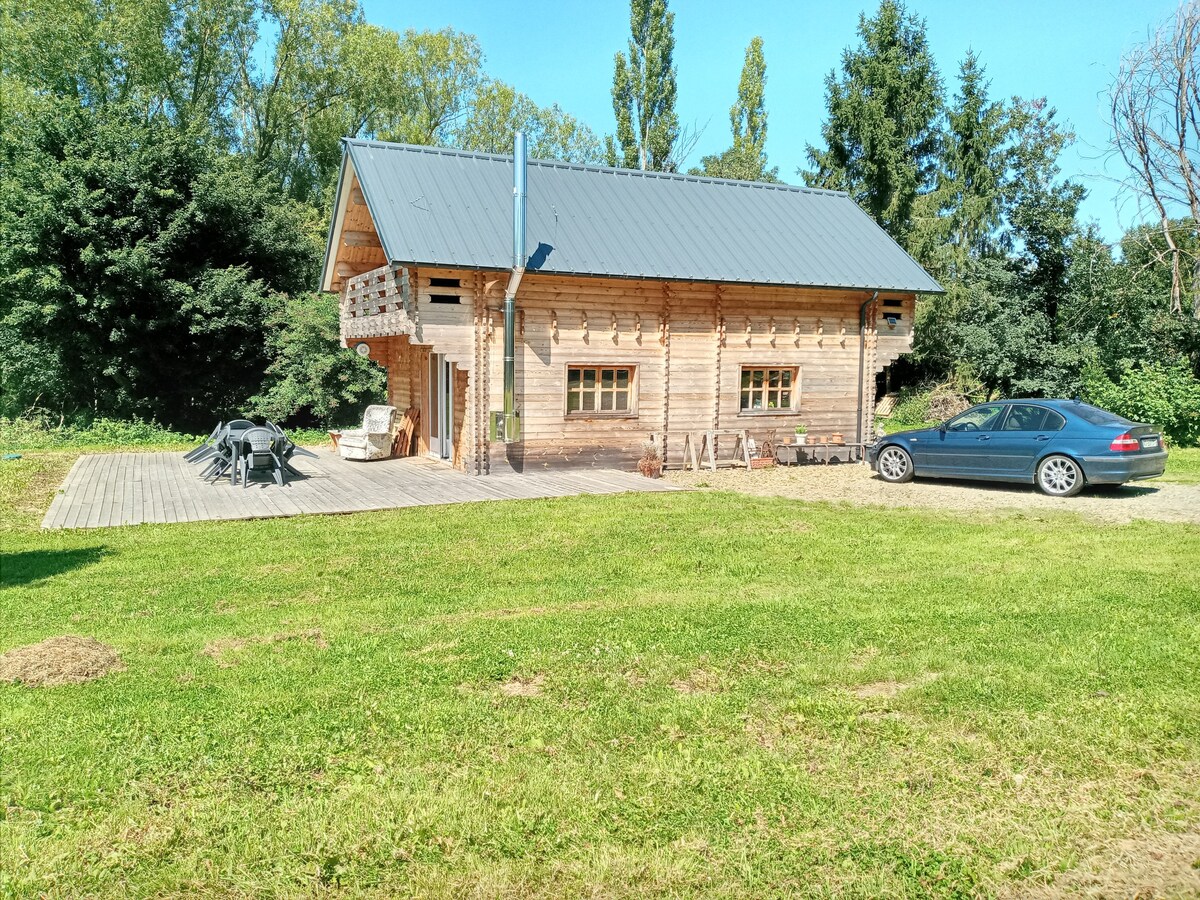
[740,367,797,412]
[566,366,635,415]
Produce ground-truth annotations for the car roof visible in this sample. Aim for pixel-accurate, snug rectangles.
[988,398,1076,409]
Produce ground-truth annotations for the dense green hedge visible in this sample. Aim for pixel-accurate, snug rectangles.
[1082,361,1200,447]
[0,417,333,452]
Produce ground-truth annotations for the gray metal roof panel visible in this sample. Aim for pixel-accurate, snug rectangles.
[341,139,943,294]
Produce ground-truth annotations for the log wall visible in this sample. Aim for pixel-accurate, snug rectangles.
[346,266,916,474]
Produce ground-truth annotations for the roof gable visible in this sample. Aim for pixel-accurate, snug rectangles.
[323,139,943,294]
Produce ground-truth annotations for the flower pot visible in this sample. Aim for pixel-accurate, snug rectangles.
[830,432,845,445]
[749,456,776,469]
[794,434,807,446]
[637,458,662,478]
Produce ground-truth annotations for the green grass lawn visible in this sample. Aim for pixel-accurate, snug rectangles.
[2,454,1199,897]
[1163,446,1200,483]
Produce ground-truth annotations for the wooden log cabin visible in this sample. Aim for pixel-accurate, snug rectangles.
[320,137,942,474]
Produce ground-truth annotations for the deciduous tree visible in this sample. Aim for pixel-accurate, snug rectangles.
[458,80,604,163]
[695,37,779,182]
[0,102,321,428]
[1109,1,1200,317]
[609,0,680,171]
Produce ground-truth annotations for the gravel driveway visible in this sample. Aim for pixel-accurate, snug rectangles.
[665,463,1200,525]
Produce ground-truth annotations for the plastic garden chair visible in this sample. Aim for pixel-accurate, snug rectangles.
[237,426,287,488]
[186,422,223,462]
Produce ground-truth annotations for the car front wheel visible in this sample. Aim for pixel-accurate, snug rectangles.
[877,445,914,483]
[1037,455,1084,497]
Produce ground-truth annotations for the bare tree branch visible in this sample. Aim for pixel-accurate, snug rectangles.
[1110,1,1200,317]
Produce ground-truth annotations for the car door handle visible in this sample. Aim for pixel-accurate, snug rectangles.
[1035,434,1051,441]
[977,435,990,441]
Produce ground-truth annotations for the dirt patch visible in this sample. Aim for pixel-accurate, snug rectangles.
[744,712,809,750]
[201,629,328,667]
[852,672,939,699]
[440,601,604,624]
[671,669,722,695]
[849,646,881,670]
[1016,831,1200,898]
[0,636,125,686]
[498,674,544,698]
[411,640,460,657]
[665,465,1200,526]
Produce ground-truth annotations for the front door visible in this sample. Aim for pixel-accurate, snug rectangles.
[428,353,453,461]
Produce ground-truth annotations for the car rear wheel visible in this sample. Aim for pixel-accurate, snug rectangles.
[877,446,914,483]
[1037,455,1084,497]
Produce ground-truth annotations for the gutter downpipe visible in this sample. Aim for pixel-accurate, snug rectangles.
[503,131,527,442]
[855,291,879,449]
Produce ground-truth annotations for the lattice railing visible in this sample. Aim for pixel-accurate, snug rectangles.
[339,264,417,344]
[342,265,409,318]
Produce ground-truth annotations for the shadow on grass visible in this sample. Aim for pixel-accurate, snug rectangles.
[1,547,107,588]
[866,472,1161,499]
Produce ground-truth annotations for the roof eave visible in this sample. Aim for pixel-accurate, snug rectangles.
[319,148,352,293]
[383,257,942,294]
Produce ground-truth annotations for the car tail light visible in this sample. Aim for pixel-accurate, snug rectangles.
[1110,433,1140,452]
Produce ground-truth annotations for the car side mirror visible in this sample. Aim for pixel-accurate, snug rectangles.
[938,424,947,434]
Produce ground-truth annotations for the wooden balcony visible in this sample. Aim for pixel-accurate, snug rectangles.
[339,264,418,345]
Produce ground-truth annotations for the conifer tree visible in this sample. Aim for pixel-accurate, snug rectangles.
[804,0,942,247]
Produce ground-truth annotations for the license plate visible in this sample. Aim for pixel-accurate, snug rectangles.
[1141,437,1160,449]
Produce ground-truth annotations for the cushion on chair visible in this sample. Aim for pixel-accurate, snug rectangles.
[338,405,399,461]
[361,405,398,433]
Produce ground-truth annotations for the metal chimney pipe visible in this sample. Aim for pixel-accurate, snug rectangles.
[512,132,527,269]
[502,132,527,442]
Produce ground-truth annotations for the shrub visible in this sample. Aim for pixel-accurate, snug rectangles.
[0,415,201,451]
[249,293,386,429]
[1082,361,1200,446]
[884,389,934,430]
[878,376,984,432]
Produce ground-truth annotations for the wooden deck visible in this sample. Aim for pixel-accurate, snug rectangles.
[41,450,678,530]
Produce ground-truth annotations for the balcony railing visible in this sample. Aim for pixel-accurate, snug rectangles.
[340,264,417,343]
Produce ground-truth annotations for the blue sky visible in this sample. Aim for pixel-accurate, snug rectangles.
[362,0,1170,243]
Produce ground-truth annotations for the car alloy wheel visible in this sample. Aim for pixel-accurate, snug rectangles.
[878,446,913,483]
[1037,455,1083,497]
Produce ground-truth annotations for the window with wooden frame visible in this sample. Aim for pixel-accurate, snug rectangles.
[740,367,797,412]
[565,366,636,415]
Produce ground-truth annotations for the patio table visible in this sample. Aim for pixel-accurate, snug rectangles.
[808,442,867,464]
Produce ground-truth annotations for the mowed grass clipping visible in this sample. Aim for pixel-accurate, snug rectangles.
[1,455,1199,897]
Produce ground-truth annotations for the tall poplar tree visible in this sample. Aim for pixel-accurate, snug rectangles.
[804,0,942,248]
[608,0,679,171]
[696,36,779,182]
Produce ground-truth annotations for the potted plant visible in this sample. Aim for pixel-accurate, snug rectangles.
[793,424,807,446]
[637,440,663,478]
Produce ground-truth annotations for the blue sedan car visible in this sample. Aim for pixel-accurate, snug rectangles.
[867,399,1168,496]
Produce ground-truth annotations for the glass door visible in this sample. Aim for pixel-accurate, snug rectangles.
[428,353,453,460]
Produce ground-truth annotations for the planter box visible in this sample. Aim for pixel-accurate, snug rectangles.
[749,456,776,469]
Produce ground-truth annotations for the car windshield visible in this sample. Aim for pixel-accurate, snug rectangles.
[945,404,1006,432]
[1070,403,1136,427]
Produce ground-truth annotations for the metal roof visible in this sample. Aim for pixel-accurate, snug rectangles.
[333,139,943,294]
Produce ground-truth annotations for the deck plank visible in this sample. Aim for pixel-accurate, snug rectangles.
[41,449,681,529]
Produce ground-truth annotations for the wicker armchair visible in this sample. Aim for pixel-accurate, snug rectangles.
[338,405,399,461]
